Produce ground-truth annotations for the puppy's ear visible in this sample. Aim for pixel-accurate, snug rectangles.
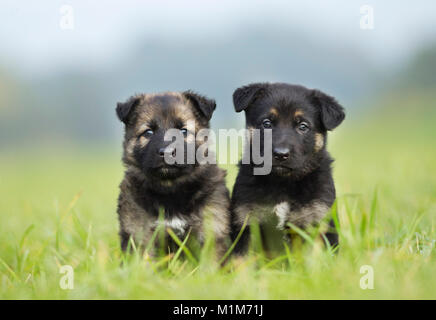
[183,91,216,121]
[233,83,267,112]
[311,90,345,130]
[116,96,140,124]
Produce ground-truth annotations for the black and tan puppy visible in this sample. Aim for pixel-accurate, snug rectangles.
[231,83,345,254]
[116,91,230,257]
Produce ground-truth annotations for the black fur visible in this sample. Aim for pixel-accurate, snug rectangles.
[231,83,345,255]
[233,83,267,113]
[183,91,217,122]
[310,90,345,130]
[116,96,140,124]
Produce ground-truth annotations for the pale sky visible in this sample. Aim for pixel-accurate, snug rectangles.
[1,0,436,75]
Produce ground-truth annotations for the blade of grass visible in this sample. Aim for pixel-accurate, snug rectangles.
[166,228,197,265]
[286,222,314,245]
[261,255,288,270]
[283,242,293,268]
[344,197,356,237]
[145,224,163,254]
[60,191,83,224]
[250,219,265,261]
[19,224,35,250]
[369,187,378,231]
[0,256,21,282]
[321,233,334,255]
[219,214,249,265]
[170,229,192,268]
[331,200,342,239]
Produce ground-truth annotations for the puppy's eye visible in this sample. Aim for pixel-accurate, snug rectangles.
[180,128,188,136]
[142,129,154,138]
[262,119,272,129]
[297,122,310,133]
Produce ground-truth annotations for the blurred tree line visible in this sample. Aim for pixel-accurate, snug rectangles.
[0,32,435,148]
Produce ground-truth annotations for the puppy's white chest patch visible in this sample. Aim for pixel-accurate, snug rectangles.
[274,201,291,230]
[166,217,187,234]
[154,217,188,235]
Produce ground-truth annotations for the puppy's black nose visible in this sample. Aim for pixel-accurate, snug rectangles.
[158,147,176,158]
[273,147,290,161]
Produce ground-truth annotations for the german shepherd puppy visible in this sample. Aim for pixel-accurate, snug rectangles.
[116,91,230,257]
[230,83,345,254]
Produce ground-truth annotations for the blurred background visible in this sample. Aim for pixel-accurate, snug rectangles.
[1,0,436,300]
[1,0,435,148]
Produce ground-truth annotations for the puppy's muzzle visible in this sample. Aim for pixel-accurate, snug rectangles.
[158,146,176,158]
[273,147,290,162]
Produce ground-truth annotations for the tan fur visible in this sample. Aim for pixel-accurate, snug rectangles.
[314,133,324,152]
[270,108,279,117]
[274,201,330,230]
[117,178,154,247]
[294,110,304,117]
[138,136,149,147]
[235,200,329,231]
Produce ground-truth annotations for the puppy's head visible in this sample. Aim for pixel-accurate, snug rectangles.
[233,83,345,177]
[117,91,216,184]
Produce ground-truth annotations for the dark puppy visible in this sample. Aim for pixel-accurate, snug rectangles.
[231,83,345,254]
[116,91,230,257]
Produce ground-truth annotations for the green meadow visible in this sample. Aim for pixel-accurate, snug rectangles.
[1,94,435,299]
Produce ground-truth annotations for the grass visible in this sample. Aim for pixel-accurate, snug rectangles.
[0,109,435,299]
